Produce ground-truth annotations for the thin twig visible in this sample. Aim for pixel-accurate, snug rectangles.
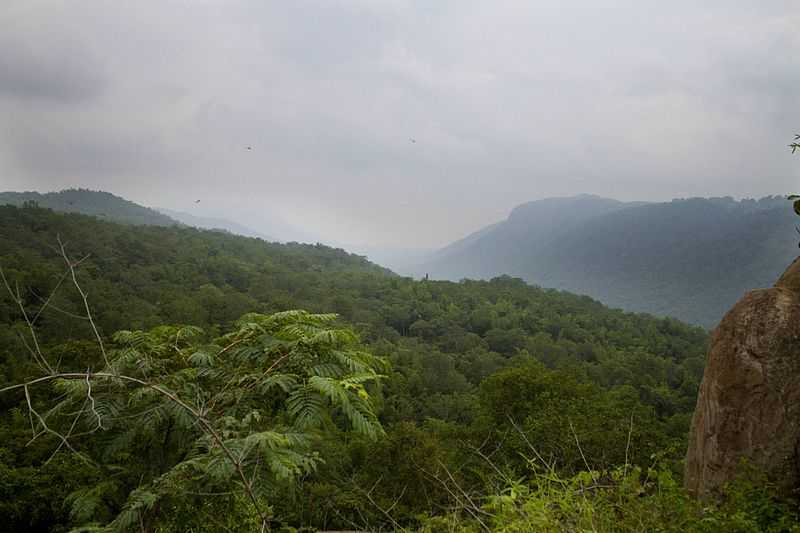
[507,415,557,474]
[623,413,634,477]
[85,369,105,431]
[57,236,109,368]
[29,287,90,321]
[438,460,493,524]
[360,479,409,533]
[24,384,82,458]
[569,419,593,476]
[263,350,293,376]
[422,469,484,529]
[2,372,271,529]
[384,484,408,515]
[1,266,54,374]
[30,269,70,324]
[46,397,88,464]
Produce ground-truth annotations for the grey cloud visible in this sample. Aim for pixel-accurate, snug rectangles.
[1,1,798,248]
[0,30,105,104]
[5,125,180,178]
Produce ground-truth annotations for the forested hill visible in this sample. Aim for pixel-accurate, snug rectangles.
[0,203,718,531]
[0,204,390,336]
[417,195,797,328]
[0,188,179,226]
[0,203,700,356]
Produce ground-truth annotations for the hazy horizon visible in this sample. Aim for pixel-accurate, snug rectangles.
[2,186,792,254]
[1,1,798,247]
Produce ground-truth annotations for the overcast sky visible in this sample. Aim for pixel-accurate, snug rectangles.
[1,1,798,247]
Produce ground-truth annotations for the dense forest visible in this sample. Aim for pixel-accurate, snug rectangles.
[417,195,798,328]
[1,204,797,532]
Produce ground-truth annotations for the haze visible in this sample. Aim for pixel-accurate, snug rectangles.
[1,0,798,248]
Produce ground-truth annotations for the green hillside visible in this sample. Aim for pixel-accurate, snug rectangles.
[1,205,794,532]
[0,188,179,226]
[419,195,798,328]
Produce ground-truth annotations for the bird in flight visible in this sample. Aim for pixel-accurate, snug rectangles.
[409,138,416,143]
[246,146,253,150]
[195,199,200,204]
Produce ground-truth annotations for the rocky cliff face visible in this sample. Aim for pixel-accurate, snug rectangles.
[685,257,800,498]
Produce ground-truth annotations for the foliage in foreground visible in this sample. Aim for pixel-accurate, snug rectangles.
[2,208,797,531]
[2,309,385,532]
[421,464,800,533]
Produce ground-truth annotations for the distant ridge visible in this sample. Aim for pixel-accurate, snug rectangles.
[0,189,179,226]
[157,207,275,242]
[418,195,645,281]
[417,194,796,327]
[0,189,280,243]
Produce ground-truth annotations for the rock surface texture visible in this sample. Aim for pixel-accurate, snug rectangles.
[685,257,800,498]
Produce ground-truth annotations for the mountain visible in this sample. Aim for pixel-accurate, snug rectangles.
[420,195,645,279]
[156,207,276,242]
[0,203,393,336]
[0,188,178,226]
[418,194,798,328]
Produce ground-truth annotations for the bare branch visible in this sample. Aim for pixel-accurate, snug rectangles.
[1,266,55,374]
[1,371,272,530]
[507,415,558,475]
[623,413,634,477]
[14,330,52,374]
[30,269,70,324]
[263,350,293,376]
[23,384,86,462]
[417,463,490,532]
[568,419,594,477]
[29,286,91,321]
[46,397,88,464]
[437,460,492,530]
[57,236,109,368]
[85,369,105,431]
[359,477,410,533]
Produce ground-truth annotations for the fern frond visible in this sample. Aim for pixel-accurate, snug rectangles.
[286,385,325,429]
[107,487,159,532]
[308,376,348,405]
[188,349,216,367]
[310,363,344,378]
[66,480,119,524]
[256,373,299,394]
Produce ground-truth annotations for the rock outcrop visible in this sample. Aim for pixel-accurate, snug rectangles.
[685,257,800,498]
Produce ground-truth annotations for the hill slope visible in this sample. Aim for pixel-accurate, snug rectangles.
[419,195,797,327]
[420,195,644,279]
[0,188,179,226]
[0,204,711,531]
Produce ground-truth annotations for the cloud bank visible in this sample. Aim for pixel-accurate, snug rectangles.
[1,0,798,246]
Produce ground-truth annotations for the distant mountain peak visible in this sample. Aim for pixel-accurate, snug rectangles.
[416,194,797,327]
[507,194,636,222]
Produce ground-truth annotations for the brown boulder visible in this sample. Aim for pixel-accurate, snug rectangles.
[685,257,800,498]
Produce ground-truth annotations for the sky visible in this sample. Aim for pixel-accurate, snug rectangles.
[1,1,798,248]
